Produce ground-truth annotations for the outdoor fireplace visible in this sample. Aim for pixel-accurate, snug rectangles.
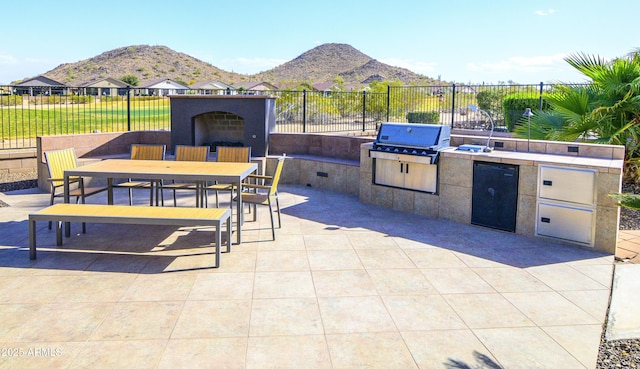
[169,95,276,157]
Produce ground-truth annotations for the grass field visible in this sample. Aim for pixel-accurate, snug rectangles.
[0,98,170,140]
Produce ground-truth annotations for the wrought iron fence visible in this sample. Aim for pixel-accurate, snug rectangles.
[0,82,581,150]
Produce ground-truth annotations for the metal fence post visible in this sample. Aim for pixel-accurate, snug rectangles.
[450,84,456,127]
[362,90,367,131]
[538,82,544,111]
[126,86,131,131]
[386,85,391,122]
[302,90,307,133]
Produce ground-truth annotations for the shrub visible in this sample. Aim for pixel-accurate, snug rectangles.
[406,111,440,124]
[502,93,550,131]
[0,95,22,106]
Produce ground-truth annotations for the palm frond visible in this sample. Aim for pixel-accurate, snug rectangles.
[609,193,640,210]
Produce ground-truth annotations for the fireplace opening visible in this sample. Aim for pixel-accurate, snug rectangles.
[193,111,245,152]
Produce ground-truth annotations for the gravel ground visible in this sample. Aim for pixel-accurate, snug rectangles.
[0,169,638,368]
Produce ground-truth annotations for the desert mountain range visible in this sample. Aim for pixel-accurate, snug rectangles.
[39,43,438,87]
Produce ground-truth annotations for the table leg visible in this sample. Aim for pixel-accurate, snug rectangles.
[64,175,70,237]
[107,178,114,205]
[236,180,242,244]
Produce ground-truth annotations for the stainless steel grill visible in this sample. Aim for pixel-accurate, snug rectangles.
[369,122,451,193]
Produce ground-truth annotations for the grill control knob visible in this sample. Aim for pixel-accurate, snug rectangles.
[412,150,418,154]
[394,148,399,153]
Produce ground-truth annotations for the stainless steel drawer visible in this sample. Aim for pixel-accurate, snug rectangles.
[536,202,595,245]
[539,166,596,206]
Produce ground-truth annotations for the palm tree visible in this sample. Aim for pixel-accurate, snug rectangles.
[514,52,640,181]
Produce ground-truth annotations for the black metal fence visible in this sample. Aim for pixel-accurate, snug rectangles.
[0,82,575,150]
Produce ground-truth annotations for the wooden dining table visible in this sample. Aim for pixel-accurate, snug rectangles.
[63,159,258,244]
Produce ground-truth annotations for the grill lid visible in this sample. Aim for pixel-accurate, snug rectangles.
[375,122,451,151]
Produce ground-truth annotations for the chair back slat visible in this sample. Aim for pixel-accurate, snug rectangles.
[45,148,79,187]
[130,144,166,160]
[216,146,251,163]
[269,156,286,196]
[175,145,209,162]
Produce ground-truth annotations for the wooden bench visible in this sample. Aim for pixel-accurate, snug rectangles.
[28,204,232,268]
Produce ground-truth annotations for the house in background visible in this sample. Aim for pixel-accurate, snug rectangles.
[12,75,68,96]
[190,80,235,95]
[232,81,277,94]
[80,77,130,96]
[140,79,190,96]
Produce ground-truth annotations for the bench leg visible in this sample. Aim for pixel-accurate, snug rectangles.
[225,216,232,253]
[214,220,221,268]
[29,219,36,260]
[56,221,63,246]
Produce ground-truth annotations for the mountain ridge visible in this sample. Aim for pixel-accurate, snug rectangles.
[35,43,437,87]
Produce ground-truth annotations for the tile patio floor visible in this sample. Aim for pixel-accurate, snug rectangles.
[0,184,614,369]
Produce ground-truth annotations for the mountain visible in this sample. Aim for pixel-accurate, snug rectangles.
[255,43,436,85]
[39,43,437,87]
[43,45,250,86]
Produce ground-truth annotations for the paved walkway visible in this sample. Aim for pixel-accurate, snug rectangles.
[0,185,621,368]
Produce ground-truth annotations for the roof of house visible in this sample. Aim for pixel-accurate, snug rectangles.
[190,80,234,90]
[140,78,189,89]
[232,81,277,90]
[81,77,130,88]
[14,75,66,87]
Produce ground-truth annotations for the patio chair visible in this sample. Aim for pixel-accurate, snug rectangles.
[204,146,252,207]
[233,155,285,240]
[113,144,166,205]
[161,145,209,206]
[44,148,108,231]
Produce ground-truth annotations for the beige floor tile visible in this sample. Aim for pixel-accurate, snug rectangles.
[171,300,251,338]
[119,273,196,301]
[560,289,611,321]
[188,272,255,300]
[402,329,499,369]
[526,264,609,291]
[91,301,182,340]
[312,270,377,297]
[390,236,438,250]
[259,234,306,250]
[0,304,49,342]
[157,337,247,369]
[347,232,399,250]
[0,341,85,369]
[246,335,332,369]
[367,268,437,295]
[503,291,600,326]
[443,293,535,329]
[0,275,75,304]
[249,298,323,336]
[405,249,467,268]
[205,250,257,273]
[307,249,364,270]
[421,268,495,294]
[53,274,136,303]
[542,325,602,369]
[355,249,415,269]
[253,271,315,298]
[472,267,552,292]
[69,340,166,369]
[84,253,151,273]
[326,332,418,369]
[255,250,310,272]
[11,303,113,342]
[474,327,586,369]
[382,295,467,331]
[570,263,614,287]
[303,234,353,250]
[318,296,396,334]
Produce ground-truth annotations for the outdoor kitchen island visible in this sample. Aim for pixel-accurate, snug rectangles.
[359,139,624,255]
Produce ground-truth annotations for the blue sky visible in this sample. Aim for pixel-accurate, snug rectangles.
[1,0,638,85]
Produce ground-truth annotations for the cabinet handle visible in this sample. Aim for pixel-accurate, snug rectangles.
[541,217,551,223]
[399,163,404,173]
[543,180,553,186]
[405,163,409,174]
